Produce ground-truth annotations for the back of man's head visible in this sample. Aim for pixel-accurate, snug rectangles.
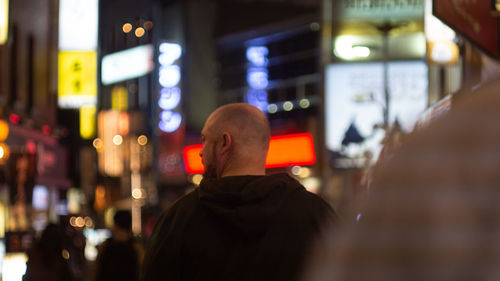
[113,210,132,231]
[202,103,271,177]
[208,103,271,153]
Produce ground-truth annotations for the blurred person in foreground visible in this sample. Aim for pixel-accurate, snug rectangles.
[141,103,336,281]
[94,210,144,281]
[23,223,73,281]
[302,77,500,281]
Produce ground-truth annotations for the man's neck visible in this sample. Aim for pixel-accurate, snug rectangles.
[219,156,266,178]
[221,170,265,178]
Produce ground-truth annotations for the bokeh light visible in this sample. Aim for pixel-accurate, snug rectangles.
[138,135,148,146]
[144,21,153,30]
[135,27,145,37]
[122,23,132,33]
[93,138,103,150]
[113,135,123,145]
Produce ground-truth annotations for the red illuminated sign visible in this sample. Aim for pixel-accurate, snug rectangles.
[433,0,500,59]
[183,133,316,174]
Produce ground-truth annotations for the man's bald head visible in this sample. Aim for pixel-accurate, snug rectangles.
[204,103,271,152]
[201,103,271,178]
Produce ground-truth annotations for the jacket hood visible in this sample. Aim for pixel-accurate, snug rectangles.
[197,173,303,234]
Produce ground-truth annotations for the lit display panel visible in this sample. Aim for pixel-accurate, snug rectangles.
[325,61,428,166]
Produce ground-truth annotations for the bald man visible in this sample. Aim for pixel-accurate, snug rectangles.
[141,103,336,281]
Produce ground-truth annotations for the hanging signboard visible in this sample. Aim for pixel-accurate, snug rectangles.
[58,51,97,108]
[434,0,500,59]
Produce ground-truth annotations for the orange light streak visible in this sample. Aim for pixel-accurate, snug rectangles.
[183,133,315,174]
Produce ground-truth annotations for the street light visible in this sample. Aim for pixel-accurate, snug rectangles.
[374,21,408,127]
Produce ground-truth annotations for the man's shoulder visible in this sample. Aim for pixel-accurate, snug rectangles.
[266,174,322,198]
[268,174,333,213]
[154,189,201,226]
[167,188,200,211]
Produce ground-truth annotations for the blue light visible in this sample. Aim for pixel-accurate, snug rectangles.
[246,46,268,67]
[157,42,183,133]
[159,111,182,133]
[158,87,181,110]
[159,43,182,65]
[247,68,268,89]
[245,90,268,112]
[159,65,181,87]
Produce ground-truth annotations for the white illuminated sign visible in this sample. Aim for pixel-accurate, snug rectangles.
[59,0,99,50]
[101,45,154,85]
[245,46,269,112]
[157,42,183,133]
[325,61,428,164]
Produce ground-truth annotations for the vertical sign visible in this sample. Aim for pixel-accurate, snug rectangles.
[156,42,186,183]
[245,46,269,112]
[157,42,183,133]
[58,0,99,109]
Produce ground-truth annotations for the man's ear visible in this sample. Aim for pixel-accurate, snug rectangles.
[220,132,232,154]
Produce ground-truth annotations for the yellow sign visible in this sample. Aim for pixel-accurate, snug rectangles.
[58,51,97,108]
[0,0,8,45]
[80,105,96,139]
[111,86,128,111]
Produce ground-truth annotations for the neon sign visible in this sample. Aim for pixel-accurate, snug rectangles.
[157,42,183,133]
[183,133,316,174]
[245,46,269,112]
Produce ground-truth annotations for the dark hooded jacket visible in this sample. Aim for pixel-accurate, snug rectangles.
[141,173,336,281]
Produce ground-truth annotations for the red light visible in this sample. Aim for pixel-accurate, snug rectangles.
[183,133,316,174]
[26,140,36,154]
[266,133,316,168]
[9,114,19,124]
[42,125,51,135]
[183,145,204,174]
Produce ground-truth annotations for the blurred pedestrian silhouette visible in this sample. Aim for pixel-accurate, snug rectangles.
[23,223,74,281]
[141,103,336,281]
[302,77,500,281]
[93,210,144,281]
